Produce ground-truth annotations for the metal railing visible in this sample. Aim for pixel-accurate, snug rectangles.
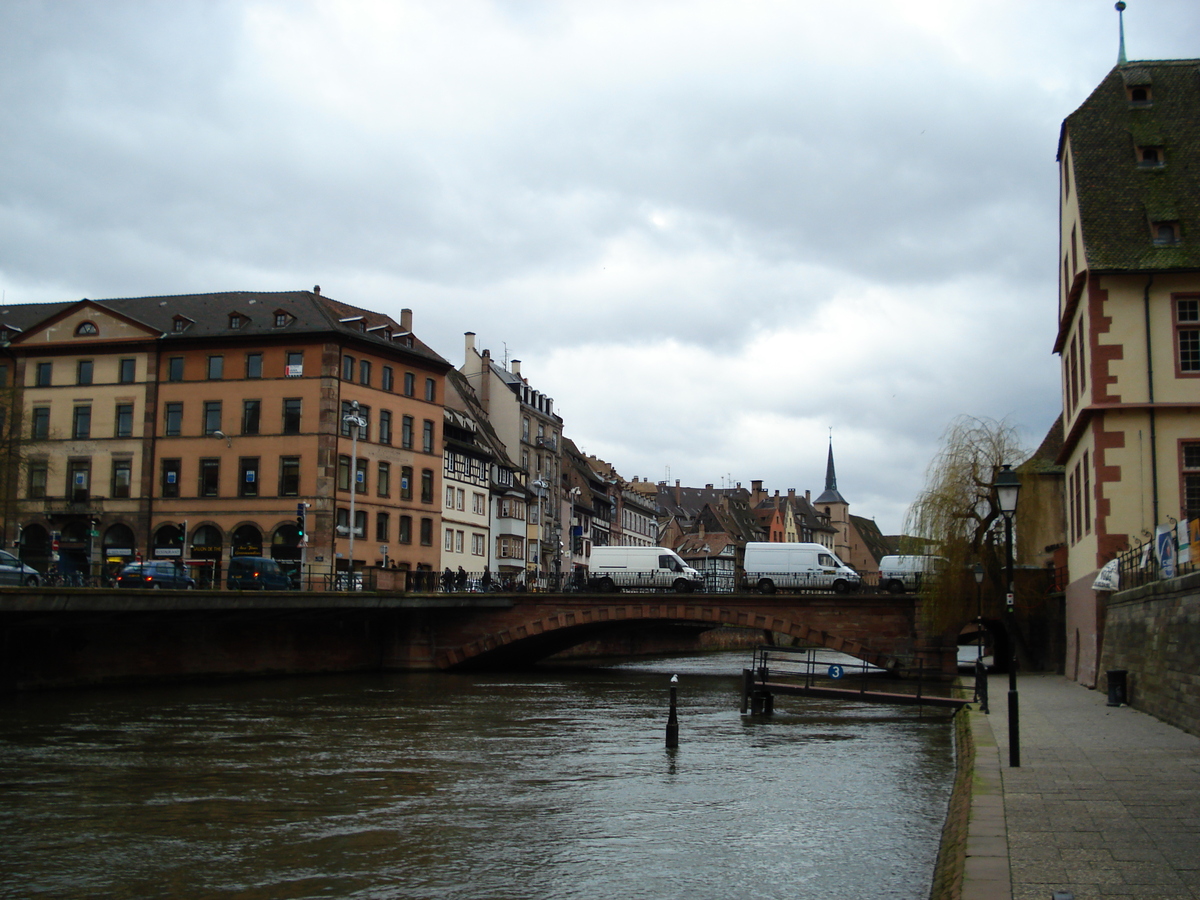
[1112,518,1198,591]
[747,644,972,705]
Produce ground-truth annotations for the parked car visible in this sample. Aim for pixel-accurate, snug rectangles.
[116,561,196,590]
[227,556,291,590]
[0,550,41,587]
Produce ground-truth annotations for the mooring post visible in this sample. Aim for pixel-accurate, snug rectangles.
[666,674,679,748]
[741,669,752,714]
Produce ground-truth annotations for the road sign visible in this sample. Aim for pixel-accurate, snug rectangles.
[828,664,845,680]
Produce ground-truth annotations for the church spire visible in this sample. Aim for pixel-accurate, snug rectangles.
[1116,1,1127,65]
[814,438,848,506]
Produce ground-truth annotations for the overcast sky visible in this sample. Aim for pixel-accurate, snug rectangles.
[3,1,1198,534]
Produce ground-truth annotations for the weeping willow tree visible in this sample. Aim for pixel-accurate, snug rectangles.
[903,416,1027,637]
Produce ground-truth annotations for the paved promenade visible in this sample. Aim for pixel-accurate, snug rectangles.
[963,673,1200,900]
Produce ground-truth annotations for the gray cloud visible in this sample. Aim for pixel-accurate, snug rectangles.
[3,0,1196,532]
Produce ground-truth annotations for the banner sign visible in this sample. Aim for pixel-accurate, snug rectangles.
[1155,524,1176,580]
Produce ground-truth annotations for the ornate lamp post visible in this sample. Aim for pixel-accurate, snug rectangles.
[995,463,1021,767]
[973,562,988,713]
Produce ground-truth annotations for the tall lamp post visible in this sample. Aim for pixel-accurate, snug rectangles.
[533,478,549,587]
[995,463,1021,767]
[973,562,988,713]
[343,401,366,588]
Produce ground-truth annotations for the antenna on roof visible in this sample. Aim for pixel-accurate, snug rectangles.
[1116,2,1127,65]
[502,342,509,368]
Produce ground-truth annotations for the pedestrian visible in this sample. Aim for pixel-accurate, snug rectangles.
[441,567,454,592]
[481,567,492,591]
[455,566,467,591]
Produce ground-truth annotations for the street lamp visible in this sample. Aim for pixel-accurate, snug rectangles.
[995,463,1021,767]
[532,478,549,586]
[973,561,988,713]
[343,401,366,588]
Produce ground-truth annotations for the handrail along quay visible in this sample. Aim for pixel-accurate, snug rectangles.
[740,645,972,715]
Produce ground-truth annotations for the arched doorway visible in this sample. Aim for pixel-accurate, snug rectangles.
[231,524,263,558]
[102,523,137,586]
[271,523,302,587]
[153,524,185,560]
[58,521,91,578]
[19,524,51,574]
[190,524,223,589]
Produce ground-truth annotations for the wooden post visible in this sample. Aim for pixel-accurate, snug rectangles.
[666,675,679,748]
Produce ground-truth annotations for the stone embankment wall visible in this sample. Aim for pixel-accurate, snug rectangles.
[1099,571,1200,737]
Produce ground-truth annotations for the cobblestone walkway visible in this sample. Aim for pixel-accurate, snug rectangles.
[964,673,1200,900]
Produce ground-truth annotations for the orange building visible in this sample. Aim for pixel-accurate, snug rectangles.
[2,289,450,586]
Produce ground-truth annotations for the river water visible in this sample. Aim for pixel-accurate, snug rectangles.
[0,651,955,900]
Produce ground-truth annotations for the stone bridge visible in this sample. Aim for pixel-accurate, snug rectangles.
[0,588,951,690]
[430,592,936,671]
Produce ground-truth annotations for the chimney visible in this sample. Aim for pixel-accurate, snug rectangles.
[674,479,681,506]
[400,309,413,332]
[805,490,811,503]
[705,483,713,490]
[313,284,321,296]
[773,491,779,510]
[511,359,521,377]
[751,479,763,497]
[464,332,476,356]
[788,488,796,500]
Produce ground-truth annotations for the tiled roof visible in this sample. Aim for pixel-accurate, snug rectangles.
[849,515,892,565]
[1062,60,1200,271]
[5,290,450,367]
[1024,415,1065,474]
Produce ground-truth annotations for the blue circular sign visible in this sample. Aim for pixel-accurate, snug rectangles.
[828,664,845,680]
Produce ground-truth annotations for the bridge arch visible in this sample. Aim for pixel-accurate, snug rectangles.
[436,600,908,671]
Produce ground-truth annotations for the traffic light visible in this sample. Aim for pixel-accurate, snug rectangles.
[296,515,305,539]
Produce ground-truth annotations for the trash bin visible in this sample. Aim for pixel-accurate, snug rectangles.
[1106,669,1127,707]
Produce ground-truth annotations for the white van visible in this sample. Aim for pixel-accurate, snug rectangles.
[878,555,947,594]
[587,546,704,593]
[742,542,861,594]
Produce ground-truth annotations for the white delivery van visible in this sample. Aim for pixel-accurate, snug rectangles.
[878,555,947,594]
[742,542,861,594]
[587,546,704,593]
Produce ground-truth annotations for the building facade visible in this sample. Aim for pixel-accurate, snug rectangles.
[3,289,450,585]
[460,333,564,577]
[1054,57,1200,684]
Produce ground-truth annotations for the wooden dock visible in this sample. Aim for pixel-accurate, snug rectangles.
[748,678,970,710]
[739,645,974,715]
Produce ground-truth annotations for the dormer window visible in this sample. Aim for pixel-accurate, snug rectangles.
[172,315,193,333]
[228,313,245,330]
[1128,85,1152,105]
[274,311,292,327]
[1138,146,1164,167]
[1153,222,1181,245]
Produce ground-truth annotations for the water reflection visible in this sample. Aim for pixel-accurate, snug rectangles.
[0,651,953,899]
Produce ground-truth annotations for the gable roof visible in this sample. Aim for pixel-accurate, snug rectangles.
[1061,59,1200,272]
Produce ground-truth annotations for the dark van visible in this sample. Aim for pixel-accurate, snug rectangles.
[227,556,291,590]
